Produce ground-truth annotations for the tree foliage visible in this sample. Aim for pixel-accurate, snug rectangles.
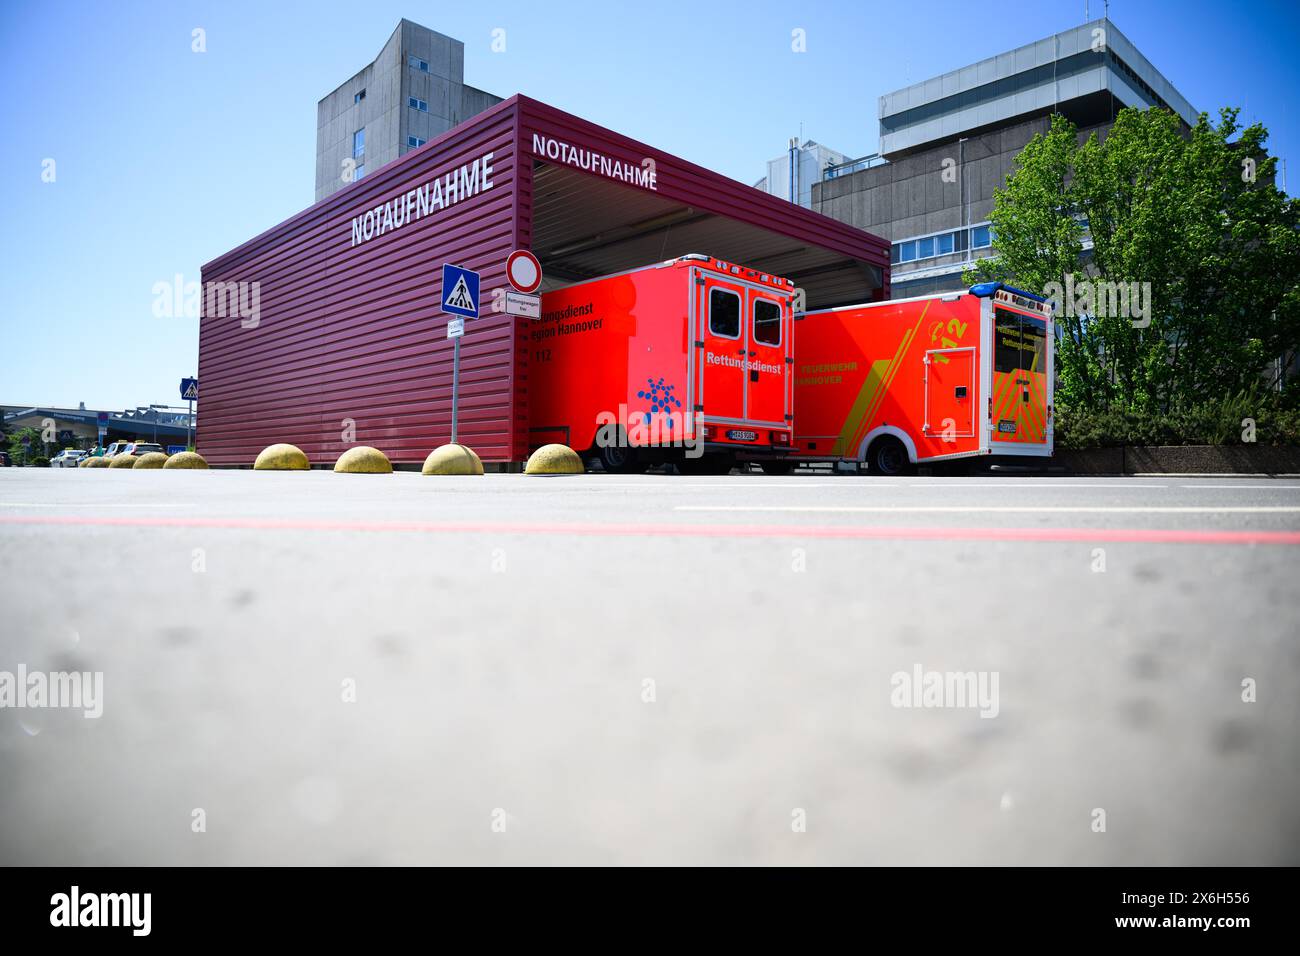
[7,426,47,465]
[967,107,1300,415]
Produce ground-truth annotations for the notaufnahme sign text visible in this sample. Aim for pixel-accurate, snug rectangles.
[529,134,657,191]
[349,152,495,248]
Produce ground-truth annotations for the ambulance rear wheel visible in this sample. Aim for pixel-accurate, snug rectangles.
[867,437,911,476]
[596,442,641,474]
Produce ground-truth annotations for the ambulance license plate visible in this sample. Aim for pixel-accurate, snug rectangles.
[998,420,1017,434]
[726,429,758,441]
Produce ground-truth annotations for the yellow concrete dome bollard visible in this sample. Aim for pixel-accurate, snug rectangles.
[133,452,168,469]
[464,445,485,475]
[334,445,393,474]
[108,454,137,468]
[421,443,484,476]
[84,456,110,468]
[254,443,310,471]
[164,451,209,469]
[524,443,585,475]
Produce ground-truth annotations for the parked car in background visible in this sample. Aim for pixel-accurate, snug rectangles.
[124,442,165,457]
[51,449,89,468]
[104,441,132,458]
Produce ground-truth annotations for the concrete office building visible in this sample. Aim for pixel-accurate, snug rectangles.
[810,17,1198,298]
[754,139,851,209]
[316,19,501,202]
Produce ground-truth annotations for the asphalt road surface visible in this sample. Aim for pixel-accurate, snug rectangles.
[2,467,1298,865]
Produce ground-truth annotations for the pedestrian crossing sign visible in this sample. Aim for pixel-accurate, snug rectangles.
[442,263,479,319]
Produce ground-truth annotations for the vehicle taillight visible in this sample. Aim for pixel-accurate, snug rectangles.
[770,430,791,446]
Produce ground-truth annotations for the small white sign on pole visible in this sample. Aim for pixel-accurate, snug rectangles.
[504,291,541,319]
[447,317,465,338]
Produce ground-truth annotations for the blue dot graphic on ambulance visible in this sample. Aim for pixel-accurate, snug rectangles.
[636,377,682,428]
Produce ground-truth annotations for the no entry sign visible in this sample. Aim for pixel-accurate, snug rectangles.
[506,249,542,294]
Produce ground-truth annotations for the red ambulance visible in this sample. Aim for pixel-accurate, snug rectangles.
[528,254,795,473]
[784,283,1053,475]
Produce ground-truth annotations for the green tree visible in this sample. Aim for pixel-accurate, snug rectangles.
[968,107,1300,414]
[7,426,46,465]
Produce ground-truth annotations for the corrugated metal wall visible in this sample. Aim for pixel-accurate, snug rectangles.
[199,99,524,466]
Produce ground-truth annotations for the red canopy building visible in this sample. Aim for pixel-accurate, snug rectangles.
[199,95,890,466]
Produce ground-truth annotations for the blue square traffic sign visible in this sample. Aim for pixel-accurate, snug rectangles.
[442,263,479,319]
[180,377,199,401]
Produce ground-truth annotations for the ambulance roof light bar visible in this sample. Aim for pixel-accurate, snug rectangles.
[969,281,1054,314]
[968,281,1047,303]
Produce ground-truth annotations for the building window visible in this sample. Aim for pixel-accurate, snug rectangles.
[354,164,365,180]
[894,230,968,265]
[407,135,427,148]
[409,97,428,113]
[753,299,782,347]
[408,55,430,73]
[708,288,741,339]
[353,128,365,160]
[971,225,992,249]
[354,89,365,105]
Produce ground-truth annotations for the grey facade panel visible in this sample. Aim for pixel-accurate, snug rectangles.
[877,18,1196,157]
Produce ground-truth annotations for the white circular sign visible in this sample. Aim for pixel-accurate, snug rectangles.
[506,250,542,294]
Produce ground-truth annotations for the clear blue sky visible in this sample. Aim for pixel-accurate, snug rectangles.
[2,0,1297,411]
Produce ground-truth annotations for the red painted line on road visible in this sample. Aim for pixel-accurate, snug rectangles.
[2,513,1299,545]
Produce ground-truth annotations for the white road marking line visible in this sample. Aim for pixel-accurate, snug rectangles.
[673,505,1300,514]
[0,502,196,508]
[909,482,1168,488]
[1180,484,1300,489]
[591,482,841,489]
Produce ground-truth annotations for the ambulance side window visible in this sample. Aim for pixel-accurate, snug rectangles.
[994,306,1048,373]
[1024,318,1047,373]
[709,289,740,339]
[994,310,1022,373]
[753,299,781,346]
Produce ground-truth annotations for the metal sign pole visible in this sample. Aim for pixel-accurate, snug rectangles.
[179,378,198,450]
[451,337,460,444]
[441,263,477,447]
